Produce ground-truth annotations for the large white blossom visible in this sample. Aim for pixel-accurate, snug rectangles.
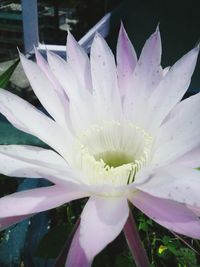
[0,24,199,266]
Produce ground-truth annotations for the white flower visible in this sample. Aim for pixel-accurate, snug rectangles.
[0,24,199,266]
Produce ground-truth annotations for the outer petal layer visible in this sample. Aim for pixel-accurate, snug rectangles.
[0,184,88,223]
[35,48,66,97]
[47,51,94,133]
[130,190,200,239]
[0,145,82,185]
[0,214,33,231]
[67,31,92,93]
[66,225,91,267]
[136,166,200,208]
[152,92,200,165]
[123,27,162,124]
[147,46,199,131]
[174,145,200,168]
[20,53,68,128]
[91,33,122,121]
[69,197,129,264]
[0,89,73,159]
[117,23,137,97]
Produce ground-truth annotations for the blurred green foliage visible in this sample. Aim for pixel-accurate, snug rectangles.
[0,59,19,88]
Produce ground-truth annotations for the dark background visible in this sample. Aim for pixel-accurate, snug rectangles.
[39,0,200,91]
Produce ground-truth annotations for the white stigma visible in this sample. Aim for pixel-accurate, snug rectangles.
[70,121,153,187]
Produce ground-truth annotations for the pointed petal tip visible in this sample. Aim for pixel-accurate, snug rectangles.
[17,46,21,55]
[33,45,41,54]
[92,32,105,47]
[19,52,27,64]
[34,46,40,58]
[34,48,47,66]
[94,31,101,39]
[17,48,24,58]
[195,42,200,52]
[153,23,161,39]
[187,44,199,59]
[120,21,125,31]
[46,49,55,63]
[119,21,128,38]
[46,49,53,58]
[156,22,160,32]
[67,30,75,42]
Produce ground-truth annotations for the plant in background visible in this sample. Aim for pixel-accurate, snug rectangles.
[0,24,199,267]
[0,59,19,88]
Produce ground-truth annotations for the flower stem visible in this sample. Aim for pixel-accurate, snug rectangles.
[123,211,150,267]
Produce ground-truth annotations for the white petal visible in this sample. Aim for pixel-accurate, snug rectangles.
[0,184,88,218]
[67,31,92,92]
[79,196,129,261]
[123,27,162,124]
[136,166,200,208]
[47,50,83,99]
[20,53,68,128]
[147,46,199,131]
[66,225,91,267]
[35,49,72,132]
[174,145,200,168]
[35,48,68,99]
[47,51,94,133]
[90,33,122,121]
[0,89,73,159]
[152,93,200,165]
[0,145,82,185]
[117,23,137,97]
[130,190,200,239]
[162,66,170,76]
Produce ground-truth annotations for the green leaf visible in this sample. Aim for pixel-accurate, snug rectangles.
[162,235,172,245]
[35,223,73,259]
[0,121,46,147]
[0,59,20,88]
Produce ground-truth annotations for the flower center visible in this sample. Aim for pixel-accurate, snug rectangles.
[70,121,153,187]
[95,151,133,168]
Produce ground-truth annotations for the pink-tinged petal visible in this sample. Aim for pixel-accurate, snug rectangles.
[67,31,92,93]
[0,89,73,160]
[47,51,84,99]
[162,92,200,125]
[0,145,83,185]
[136,166,200,208]
[135,25,162,90]
[79,197,129,262]
[123,27,162,124]
[35,49,73,133]
[130,190,200,239]
[47,51,94,133]
[147,46,199,131]
[90,33,122,121]
[20,53,68,128]
[35,48,69,101]
[66,225,91,267]
[139,26,161,67]
[0,184,88,219]
[174,145,200,168]
[0,214,33,231]
[187,205,200,217]
[116,23,137,97]
[152,93,200,165]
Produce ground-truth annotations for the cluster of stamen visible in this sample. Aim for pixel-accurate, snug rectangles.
[70,121,153,187]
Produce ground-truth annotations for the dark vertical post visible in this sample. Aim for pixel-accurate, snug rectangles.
[21,0,39,53]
